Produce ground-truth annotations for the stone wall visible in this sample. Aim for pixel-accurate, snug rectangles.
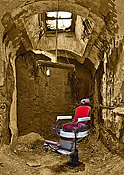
[0,0,123,154]
[99,37,124,157]
[16,51,94,138]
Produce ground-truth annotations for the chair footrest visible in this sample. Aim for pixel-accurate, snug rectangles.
[44,140,73,155]
[56,149,72,155]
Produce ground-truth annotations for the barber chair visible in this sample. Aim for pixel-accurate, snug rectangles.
[44,99,91,166]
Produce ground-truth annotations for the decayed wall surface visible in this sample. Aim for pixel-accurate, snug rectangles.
[16,51,75,138]
[99,40,124,157]
[0,0,123,156]
[24,14,84,58]
[96,0,124,157]
[16,51,94,138]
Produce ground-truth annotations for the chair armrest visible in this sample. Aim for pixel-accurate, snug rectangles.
[57,116,72,121]
[78,117,90,123]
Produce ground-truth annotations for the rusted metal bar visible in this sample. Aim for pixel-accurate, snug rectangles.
[99,104,115,109]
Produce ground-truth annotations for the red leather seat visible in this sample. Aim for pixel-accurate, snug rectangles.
[63,106,90,132]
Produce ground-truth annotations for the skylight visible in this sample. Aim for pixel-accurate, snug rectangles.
[47,12,72,18]
[46,12,72,30]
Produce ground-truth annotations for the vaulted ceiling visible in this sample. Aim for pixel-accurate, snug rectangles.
[0,0,119,69]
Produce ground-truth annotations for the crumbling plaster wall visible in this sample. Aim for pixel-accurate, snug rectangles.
[100,41,124,158]
[0,0,102,148]
[24,13,94,64]
[0,0,121,152]
[96,0,124,158]
[75,15,89,57]
[16,51,94,138]
[25,14,83,58]
[0,10,33,149]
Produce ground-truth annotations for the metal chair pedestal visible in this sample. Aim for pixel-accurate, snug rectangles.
[44,101,91,167]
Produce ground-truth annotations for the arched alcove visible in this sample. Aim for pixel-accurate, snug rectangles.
[0,0,119,152]
[15,50,95,138]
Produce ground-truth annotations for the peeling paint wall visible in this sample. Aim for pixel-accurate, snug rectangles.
[95,0,124,157]
[0,0,123,155]
[15,51,94,138]
[99,37,124,157]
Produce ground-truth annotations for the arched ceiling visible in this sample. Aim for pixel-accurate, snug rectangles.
[11,0,104,28]
[0,0,118,69]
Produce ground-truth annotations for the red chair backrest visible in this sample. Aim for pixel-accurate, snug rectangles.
[74,106,91,124]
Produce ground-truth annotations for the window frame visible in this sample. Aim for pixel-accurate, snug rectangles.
[41,12,76,34]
